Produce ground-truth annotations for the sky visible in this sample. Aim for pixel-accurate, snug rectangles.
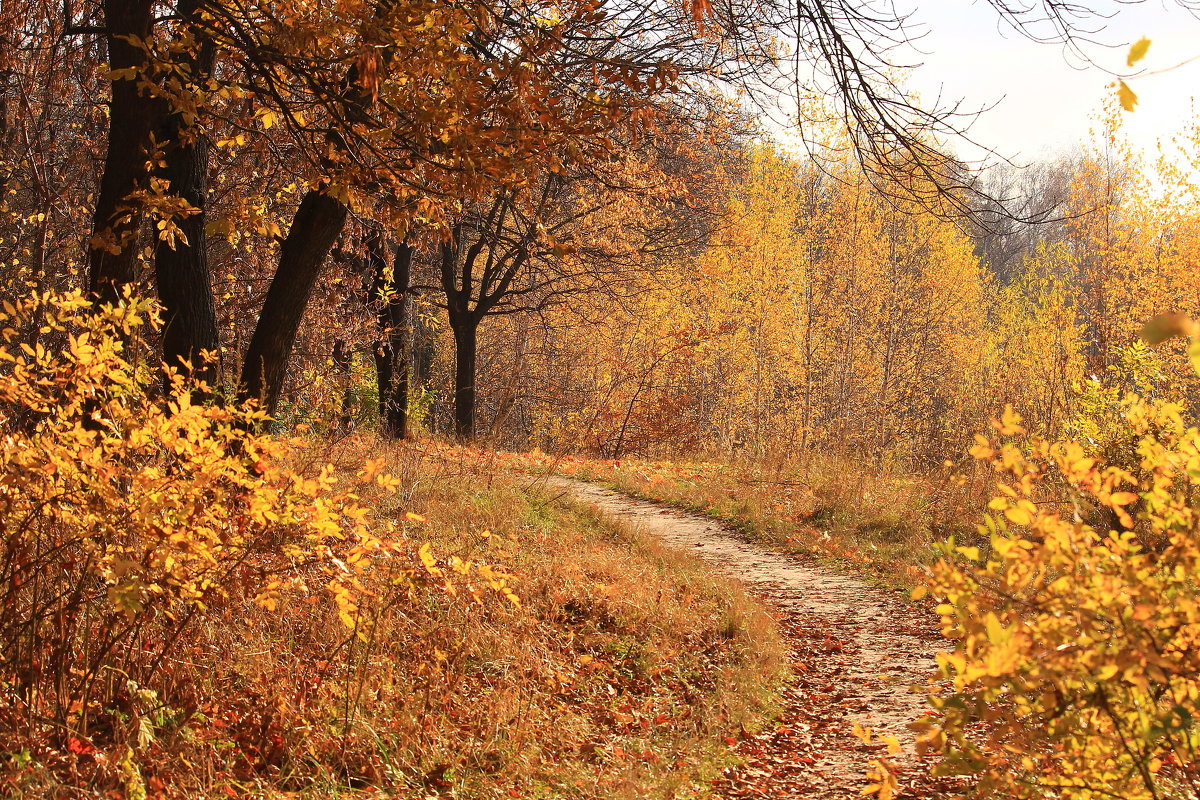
[898,0,1200,171]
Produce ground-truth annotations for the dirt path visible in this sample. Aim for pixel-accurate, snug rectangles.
[542,478,947,799]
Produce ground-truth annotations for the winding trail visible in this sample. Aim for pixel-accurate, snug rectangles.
[543,478,947,799]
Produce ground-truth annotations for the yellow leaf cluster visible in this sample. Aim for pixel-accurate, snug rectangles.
[923,398,1200,798]
[0,290,446,726]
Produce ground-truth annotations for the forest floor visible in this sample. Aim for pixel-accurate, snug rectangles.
[538,476,956,799]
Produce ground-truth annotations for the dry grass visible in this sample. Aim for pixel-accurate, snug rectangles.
[4,435,785,799]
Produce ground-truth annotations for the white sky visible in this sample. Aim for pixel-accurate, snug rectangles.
[899,0,1200,170]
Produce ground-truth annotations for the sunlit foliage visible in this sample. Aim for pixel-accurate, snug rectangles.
[922,395,1200,798]
[0,290,443,789]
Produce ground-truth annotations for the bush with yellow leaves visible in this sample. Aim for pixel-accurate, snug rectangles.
[921,396,1200,798]
[0,290,424,758]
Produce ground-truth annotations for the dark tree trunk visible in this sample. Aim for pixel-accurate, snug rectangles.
[366,228,393,422]
[239,190,348,415]
[384,243,413,438]
[154,1,219,390]
[368,236,413,439]
[332,338,354,431]
[235,23,395,418]
[451,319,478,440]
[89,0,157,305]
[372,341,394,423]
[438,230,479,440]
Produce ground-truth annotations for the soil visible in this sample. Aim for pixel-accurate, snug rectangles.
[540,477,952,799]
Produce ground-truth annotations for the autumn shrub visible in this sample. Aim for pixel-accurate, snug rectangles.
[921,401,1200,799]
[1067,341,1166,463]
[0,290,431,795]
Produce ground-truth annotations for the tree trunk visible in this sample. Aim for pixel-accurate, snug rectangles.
[367,232,412,438]
[451,319,478,440]
[366,226,391,421]
[235,22,389,418]
[154,1,219,391]
[239,189,348,416]
[89,0,156,305]
[384,243,413,438]
[332,338,354,431]
[372,338,394,426]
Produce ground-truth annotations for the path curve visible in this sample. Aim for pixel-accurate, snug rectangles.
[541,477,945,799]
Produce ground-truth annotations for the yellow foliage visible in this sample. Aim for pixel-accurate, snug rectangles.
[0,290,443,736]
[525,144,990,459]
[924,398,1200,798]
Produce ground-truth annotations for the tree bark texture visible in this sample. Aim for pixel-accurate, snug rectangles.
[367,231,414,438]
[380,242,413,438]
[89,0,156,305]
[239,190,348,415]
[451,320,477,440]
[154,0,219,389]
[236,37,387,416]
[438,231,482,440]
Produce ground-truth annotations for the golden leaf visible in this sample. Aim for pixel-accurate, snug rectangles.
[1117,80,1139,112]
[1127,37,1151,67]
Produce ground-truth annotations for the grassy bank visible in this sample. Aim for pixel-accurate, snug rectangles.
[6,435,784,800]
